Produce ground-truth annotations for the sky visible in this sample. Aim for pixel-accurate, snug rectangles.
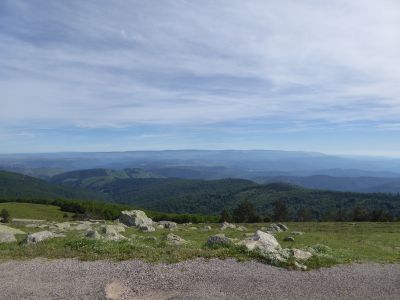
[1,0,400,156]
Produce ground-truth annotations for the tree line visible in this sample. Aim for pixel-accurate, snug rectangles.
[0,198,218,223]
[220,200,397,223]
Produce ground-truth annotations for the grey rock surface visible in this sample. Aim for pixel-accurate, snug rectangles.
[25,231,63,244]
[166,233,186,245]
[206,234,232,247]
[119,210,153,227]
[158,221,178,229]
[0,232,17,243]
[220,222,236,230]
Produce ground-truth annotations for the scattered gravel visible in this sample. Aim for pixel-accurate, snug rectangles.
[0,259,399,299]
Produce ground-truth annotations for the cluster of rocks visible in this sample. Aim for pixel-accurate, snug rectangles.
[119,210,177,233]
[0,210,186,245]
[1,212,317,270]
[238,228,312,269]
[261,223,288,233]
[207,223,313,270]
[220,222,247,232]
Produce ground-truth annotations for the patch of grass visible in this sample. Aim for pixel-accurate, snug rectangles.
[0,202,74,221]
[0,222,399,270]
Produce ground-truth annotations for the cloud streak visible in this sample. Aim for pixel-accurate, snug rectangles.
[1,0,400,154]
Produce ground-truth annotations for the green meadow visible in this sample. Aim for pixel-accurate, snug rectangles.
[1,202,399,268]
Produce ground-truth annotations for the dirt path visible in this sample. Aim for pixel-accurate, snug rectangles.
[0,259,399,299]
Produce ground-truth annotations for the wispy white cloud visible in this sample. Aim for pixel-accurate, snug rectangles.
[0,0,400,153]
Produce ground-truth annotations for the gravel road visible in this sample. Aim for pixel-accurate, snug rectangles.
[0,259,399,299]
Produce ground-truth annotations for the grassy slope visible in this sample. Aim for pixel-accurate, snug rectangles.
[0,202,74,221]
[1,217,399,268]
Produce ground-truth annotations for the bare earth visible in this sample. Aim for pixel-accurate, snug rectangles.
[0,259,399,300]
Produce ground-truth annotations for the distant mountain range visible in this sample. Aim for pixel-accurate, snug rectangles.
[1,150,400,193]
[261,175,400,193]
[1,149,400,177]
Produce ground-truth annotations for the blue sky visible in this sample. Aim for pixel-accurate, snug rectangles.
[1,0,400,156]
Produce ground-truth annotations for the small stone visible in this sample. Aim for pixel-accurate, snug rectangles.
[206,234,233,247]
[277,223,289,231]
[139,225,156,232]
[284,236,295,242]
[294,261,308,271]
[158,221,178,229]
[221,222,236,230]
[166,233,186,245]
[292,249,313,261]
[291,231,303,235]
[101,225,127,241]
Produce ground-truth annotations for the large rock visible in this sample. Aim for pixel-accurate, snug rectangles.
[0,225,25,235]
[158,221,177,229]
[119,210,153,227]
[221,222,236,230]
[239,230,281,253]
[166,233,186,245]
[25,231,63,244]
[206,234,233,247]
[0,232,17,243]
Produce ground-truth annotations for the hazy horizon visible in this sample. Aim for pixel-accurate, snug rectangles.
[1,1,400,156]
[2,148,400,159]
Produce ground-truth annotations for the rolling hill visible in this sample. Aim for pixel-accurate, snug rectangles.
[261,175,400,193]
[0,170,104,200]
[48,169,400,219]
[51,168,162,189]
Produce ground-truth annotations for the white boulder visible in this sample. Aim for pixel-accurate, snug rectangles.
[239,230,281,253]
[119,210,153,227]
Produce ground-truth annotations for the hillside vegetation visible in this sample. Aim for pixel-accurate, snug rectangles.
[48,169,400,220]
[0,170,104,200]
[51,168,162,189]
[1,168,399,221]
